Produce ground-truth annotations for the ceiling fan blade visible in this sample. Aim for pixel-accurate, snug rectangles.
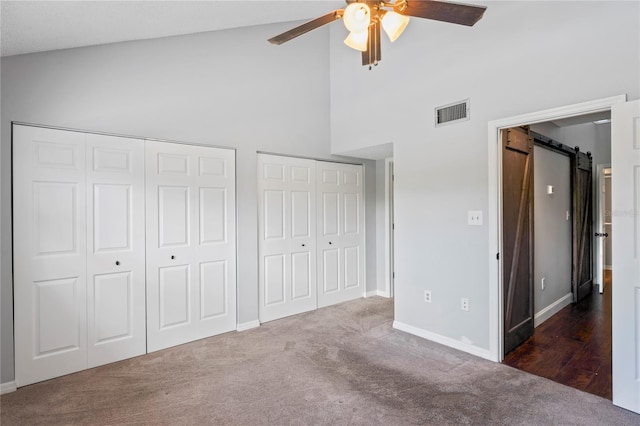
[268,10,344,45]
[362,21,381,67]
[395,0,486,26]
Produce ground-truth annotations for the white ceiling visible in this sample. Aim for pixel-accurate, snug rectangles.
[0,0,345,57]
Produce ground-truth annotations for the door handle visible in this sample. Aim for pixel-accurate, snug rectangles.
[171,255,175,260]
[115,261,120,266]
[595,232,609,237]
[302,244,306,247]
[329,241,333,245]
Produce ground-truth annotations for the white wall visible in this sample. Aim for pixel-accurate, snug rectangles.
[0,23,378,383]
[533,146,572,319]
[329,1,639,355]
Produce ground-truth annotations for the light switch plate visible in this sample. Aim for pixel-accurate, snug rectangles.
[468,210,483,226]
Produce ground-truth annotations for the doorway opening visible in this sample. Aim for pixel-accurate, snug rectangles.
[499,123,612,399]
[487,96,625,401]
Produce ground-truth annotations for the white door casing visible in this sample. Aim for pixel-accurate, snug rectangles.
[14,125,88,386]
[86,134,146,367]
[258,154,317,323]
[316,161,365,308]
[611,99,640,413]
[145,140,236,352]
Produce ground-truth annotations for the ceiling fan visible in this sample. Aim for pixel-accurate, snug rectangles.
[268,0,487,67]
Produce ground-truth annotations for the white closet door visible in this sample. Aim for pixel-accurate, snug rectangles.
[146,141,236,352]
[14,125,88,387]
[612,99,640,413]
[316,162,365,308]
[258,154,317,323]
[86,134,146,367]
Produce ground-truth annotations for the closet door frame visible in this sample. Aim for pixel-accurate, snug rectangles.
[257,153,366,324]
[12,122,238,386]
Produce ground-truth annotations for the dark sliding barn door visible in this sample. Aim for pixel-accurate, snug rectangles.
[572,149,593,302]
[502,126,534,356]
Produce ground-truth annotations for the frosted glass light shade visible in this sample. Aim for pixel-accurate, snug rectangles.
[381,11,410,42]
[344,31,369,52]
[343,3,371,33]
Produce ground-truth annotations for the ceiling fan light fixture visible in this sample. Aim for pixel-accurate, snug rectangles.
[381,11,410,42]
[344,31,369,52]
[343,3,371,33]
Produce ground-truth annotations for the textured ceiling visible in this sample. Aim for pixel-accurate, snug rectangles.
[0,1,344,57]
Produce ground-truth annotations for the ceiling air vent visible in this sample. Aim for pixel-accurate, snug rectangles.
[435,99,470,127]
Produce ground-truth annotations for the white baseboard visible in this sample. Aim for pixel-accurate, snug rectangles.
[393,321,494,361]
[534,293,573,328]
[365,290,390,298]
[236,320,260,332]
[1,381,17,395]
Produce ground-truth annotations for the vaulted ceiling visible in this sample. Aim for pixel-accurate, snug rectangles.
[1,1,343,57]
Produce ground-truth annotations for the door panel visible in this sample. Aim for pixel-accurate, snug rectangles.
[291,191,311,238]
[572,151,594,302]
[292,252,311,299]
[323,249,340,293]
[33,182,79,255]
[93,184,131,252]
[200,260,227,318]
[146,141,236,352]
[344,246,360,288]
[258,154,317,322]
[14,125,88,387]
[317,162,365,308]
[159,186,190,247]
[322,193,340,236]
[200,188,226,244]
[502,126,534,356]
[93,272,132,343]
[612,99,640,413]
[86,134,146,368]
[265,254,286,306]
[159,265,191,328]
[35,277,81,355]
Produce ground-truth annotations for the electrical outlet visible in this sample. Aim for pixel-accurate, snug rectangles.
[424,290,432,303]
[541,277,546,291]
[461,298,469,311]
[468,210,483,226]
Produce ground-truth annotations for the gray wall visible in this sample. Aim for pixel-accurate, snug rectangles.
[533,146,572,315]
[329,1,639,352]
[0,23,378,383]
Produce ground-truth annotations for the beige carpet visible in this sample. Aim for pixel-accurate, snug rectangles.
[1,297,638,425]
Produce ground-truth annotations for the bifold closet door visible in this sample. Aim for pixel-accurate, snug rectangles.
[14,126,89,387]
[13,125,146,387]
[258,154,317,323]
[316,162,365,308]
[146,141,236,352]
[85,134,146,368]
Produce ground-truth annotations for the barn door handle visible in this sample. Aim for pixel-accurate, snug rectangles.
[595,232,609,237]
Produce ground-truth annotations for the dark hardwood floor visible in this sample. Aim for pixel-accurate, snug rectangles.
[503,271,612,399]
